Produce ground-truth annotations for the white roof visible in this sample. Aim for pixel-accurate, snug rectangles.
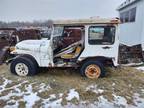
[53,18,119,25]
[117,0,141,10]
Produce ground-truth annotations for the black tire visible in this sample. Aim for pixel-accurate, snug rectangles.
[80,60,106,79]
[10,57,38,76]
[20,55,39,72]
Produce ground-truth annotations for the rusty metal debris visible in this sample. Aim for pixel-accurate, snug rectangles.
[118,44,143,64]
[0,28,41,64]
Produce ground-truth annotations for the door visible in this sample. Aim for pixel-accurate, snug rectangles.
[79,25,119,66]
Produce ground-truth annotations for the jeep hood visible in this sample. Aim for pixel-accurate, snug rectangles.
[16,40,50,51]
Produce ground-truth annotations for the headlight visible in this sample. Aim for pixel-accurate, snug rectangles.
[9,46,16,52]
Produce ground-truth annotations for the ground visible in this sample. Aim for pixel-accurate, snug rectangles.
[0,64,144,108]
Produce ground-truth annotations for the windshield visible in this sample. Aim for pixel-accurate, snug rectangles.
[40,29,51,39]
[53,26,64,37]
[40,26,64,40]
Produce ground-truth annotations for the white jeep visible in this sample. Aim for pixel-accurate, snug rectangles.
[10,18,119,79]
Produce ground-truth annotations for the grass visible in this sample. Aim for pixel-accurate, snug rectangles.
[0,64,144,106]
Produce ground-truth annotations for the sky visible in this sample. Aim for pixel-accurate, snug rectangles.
[0,0,125,22]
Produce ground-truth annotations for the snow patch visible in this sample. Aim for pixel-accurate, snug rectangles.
[1,77,144,108]
[0,77,12,92]
[4,101,19,108]
[122,62,143,66]
[23,84,40,108]
[86,85,104,94]
[132,93,144,108]
[0,77,40,107]
[59,93,63,97]
[43,98,62,108]
[112,83,115,86]
[42,93,62,108]
[0,77,64,108]
[66,89,79,101]
[136,66,144,72]
[113,94,128,108]
[38,83,51,93]
[97,96,114,108]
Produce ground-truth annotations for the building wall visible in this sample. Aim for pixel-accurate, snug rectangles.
[119,0,144,46]
[141,1,144,50]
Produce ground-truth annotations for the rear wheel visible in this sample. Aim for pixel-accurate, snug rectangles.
[10,57,38,76]
[80,61,105,79]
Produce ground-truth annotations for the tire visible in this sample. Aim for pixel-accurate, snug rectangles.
[80,60,105,79]
[20,55,39,72]
[10,57,38,76]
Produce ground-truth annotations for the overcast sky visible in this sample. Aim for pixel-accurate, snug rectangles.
[0,0,125,22]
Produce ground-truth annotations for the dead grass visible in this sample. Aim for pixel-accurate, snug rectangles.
[0,99,7,107]
[0,64,144,106]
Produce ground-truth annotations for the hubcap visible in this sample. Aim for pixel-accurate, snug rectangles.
[15,63,29,76]
[85,64,101,79]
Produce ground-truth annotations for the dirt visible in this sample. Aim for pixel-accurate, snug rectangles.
[0,64,144,107]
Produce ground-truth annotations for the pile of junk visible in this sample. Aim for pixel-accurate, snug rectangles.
[0,28,42,65]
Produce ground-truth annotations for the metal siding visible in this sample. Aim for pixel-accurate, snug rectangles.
[141,1,144,50]
[119,0,144,46]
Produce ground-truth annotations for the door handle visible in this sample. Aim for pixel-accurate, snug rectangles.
[102,46,111,49]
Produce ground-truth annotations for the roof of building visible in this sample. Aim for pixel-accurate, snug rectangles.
[117,0,141,11]
[52,18,120,25]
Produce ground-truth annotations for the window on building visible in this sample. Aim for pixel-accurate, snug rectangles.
[88,26,115,45]
[129,7,136,22]
[124,11,130,22]
[120,7,136,23]
[120,13,125,23]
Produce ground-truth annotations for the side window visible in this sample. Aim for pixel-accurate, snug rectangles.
[88,26,115,45]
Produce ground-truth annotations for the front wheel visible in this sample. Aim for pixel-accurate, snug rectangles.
[80,61,105,79]
[10,57,38,76]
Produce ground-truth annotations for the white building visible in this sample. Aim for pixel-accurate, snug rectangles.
[117,0,144,50]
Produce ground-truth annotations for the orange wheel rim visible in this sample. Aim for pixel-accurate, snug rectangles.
[85,64,101,79]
